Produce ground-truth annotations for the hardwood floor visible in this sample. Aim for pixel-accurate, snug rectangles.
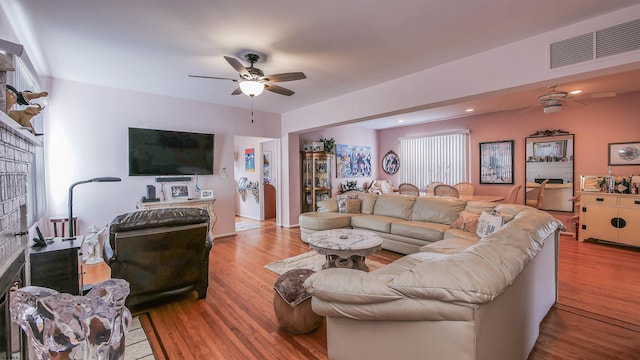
[87,222,640,359]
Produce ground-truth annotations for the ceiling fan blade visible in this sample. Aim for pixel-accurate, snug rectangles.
[224,56,251,78]
[262,72,306,83]
[189,74,238,81]
[231,87,243,95]
[265,83,295,96]
[519,103,541,113]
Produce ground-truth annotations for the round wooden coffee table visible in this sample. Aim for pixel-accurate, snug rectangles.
[307,229,383,271]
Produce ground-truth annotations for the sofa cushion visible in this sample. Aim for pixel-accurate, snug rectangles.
[390,221,449,242]
[351,215,399,233]
[304,268,403,304]
[358,192,378,215]
[299,212,353,230]
[444,228,480,241]
[464,200,498,214]
[420,237,478,254]
[411,197,466,224]
[317,198,338,212]
[373,194,416,220]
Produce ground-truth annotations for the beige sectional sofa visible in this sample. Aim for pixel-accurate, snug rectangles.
[304,203,564,360]
[299,192,499,254]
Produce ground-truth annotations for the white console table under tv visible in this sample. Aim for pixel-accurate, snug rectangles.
[137,199,216,238]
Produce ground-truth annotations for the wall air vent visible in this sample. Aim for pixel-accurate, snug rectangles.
[549,18,640,70]
[596,18,640,59]
[549,33,594,69]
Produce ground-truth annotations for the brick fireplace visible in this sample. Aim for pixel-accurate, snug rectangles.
[0,116,38,359]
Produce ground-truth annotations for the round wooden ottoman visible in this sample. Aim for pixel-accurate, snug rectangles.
[273,269,323,334]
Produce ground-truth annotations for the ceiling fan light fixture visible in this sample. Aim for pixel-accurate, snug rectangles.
[239,80,265,97]
[543,102,563,114]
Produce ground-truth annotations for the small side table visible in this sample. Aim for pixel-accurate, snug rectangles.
[308,229,383,271]
[49,216,78,238]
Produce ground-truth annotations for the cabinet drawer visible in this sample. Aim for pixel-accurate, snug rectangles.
[619,197,640,207]
[581,195,618,205]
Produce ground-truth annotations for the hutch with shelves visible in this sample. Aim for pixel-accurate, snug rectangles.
[301,152,332,212]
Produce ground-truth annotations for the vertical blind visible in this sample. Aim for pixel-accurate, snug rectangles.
[399,131,469,188]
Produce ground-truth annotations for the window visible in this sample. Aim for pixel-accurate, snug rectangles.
[399,130,470,188]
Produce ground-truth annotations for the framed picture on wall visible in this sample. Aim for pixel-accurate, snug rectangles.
[609,142,640,166]
[479,140,514,184]
[335,144,372,177]
[245,148,255,171]
[381,150,400,175]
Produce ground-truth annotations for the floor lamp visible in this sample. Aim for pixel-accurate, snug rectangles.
[67,177,121,240]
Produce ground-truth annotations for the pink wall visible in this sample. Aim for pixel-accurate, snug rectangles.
[377,91,640,225]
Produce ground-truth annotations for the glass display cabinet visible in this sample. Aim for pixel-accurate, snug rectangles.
[301,151,332,212]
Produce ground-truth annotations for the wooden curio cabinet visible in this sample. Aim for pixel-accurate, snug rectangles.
[301,152,332,212]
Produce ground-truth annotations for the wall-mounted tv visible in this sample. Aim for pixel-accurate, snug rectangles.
[128,127,214,176]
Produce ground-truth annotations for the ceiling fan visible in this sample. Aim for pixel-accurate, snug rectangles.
[537,86,574,114]
[189,53,306,97]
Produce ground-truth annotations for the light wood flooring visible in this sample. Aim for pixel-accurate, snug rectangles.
[86,221,640,359]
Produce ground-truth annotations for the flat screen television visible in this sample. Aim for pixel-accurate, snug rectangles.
[128,127,214,176]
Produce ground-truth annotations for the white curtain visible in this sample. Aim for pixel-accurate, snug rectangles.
[399,130,470,188]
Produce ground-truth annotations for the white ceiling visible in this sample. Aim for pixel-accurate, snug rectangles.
[3,0,640,127]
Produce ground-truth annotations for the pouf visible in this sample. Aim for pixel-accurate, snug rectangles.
[273,269,323,334]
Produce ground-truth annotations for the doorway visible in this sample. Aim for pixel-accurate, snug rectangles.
[233,136,278,231]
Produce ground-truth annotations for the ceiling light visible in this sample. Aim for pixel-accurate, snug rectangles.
[239,80,265,97]
[543,102,563,114]
[569,90,582,95]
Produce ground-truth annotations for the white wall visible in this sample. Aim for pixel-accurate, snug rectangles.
[43,77,281,238]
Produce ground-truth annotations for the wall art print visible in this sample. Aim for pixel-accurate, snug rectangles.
[609,142,640,166]
[336,144,372,178]
[480,140,514,184]
[245,148,255,172]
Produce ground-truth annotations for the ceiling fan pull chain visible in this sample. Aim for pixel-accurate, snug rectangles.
[251,96,255,123]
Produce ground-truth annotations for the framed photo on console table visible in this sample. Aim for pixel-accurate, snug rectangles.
[609,142,640,166]
[200,189,214,199]
[170,184,189,199]
[479,140,514,184]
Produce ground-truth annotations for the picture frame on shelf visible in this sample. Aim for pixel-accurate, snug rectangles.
[580,175,604,192]
[608,142,640,166]
[200,189,214,199]
[479,140,514,184]
[170,184,189,199]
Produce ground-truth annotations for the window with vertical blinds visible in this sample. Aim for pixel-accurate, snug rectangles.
[399,130,470,188]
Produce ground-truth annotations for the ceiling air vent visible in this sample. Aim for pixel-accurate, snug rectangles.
[549,33,594,69]
[596,18,640,59]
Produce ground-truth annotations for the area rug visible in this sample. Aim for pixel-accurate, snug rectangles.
[264,251,385,275]
[126,314,156,360]
[235,221,261,232]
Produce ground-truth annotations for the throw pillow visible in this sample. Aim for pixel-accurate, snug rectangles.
[450,211,480,234]
[337,193,359,213]
[476,211,504,238]
[344,198,361,213]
